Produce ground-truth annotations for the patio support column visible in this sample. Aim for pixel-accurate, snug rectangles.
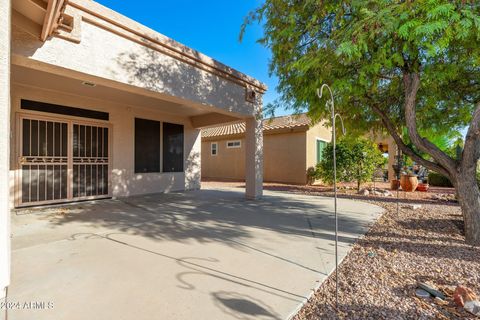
[0,0,11,299]
[245,102,263,199]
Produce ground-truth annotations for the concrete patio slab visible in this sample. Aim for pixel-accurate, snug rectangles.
[6,187,383,320]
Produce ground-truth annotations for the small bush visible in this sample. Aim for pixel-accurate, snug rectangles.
[428,172,453,187]
[306,167,316,185]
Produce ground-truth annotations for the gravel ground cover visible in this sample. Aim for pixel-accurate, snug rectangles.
[294,200,480,319]
[203,180,479,319]
[202,180,456,203]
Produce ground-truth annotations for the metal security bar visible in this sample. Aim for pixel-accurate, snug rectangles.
[20,119,68,203]
[72,124,109,198]
[18,116,110,206]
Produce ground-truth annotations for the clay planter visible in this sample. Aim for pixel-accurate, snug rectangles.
[400,174,419,192]
[417,183,429,192]
[390,179,400,190]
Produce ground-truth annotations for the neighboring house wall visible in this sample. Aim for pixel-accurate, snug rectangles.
[201,136,245,180]
[202,120,332,185]
[202,133,307,184]
[263,132,307,184]
[306,121,332,170]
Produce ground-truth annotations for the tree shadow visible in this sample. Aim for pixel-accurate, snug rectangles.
[114,44,255,116]
[26,188,377,248]
[397,217,464,236]
[212,291,281,320]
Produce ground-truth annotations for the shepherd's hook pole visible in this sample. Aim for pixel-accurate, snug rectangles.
[317,85,345,310]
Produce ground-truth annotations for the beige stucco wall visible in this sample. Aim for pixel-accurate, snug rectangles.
[11,5,257,118]
[306,121,332,170]
[202,131,308,185]
[201,137,246,180]
[9,84,201,208]
[264,132,307,184]
[202,121,332,185]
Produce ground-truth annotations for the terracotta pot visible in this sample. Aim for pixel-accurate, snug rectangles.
[400,174,419,192]
[417,183,429,192]
[390,179,400,190]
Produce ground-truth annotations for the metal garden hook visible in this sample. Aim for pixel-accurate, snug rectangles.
[317,84,346,310]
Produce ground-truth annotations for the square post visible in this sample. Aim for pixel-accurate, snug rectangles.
[0,0,11,299]
[245,101,263,199]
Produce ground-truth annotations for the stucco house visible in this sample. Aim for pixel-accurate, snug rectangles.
[201,114,332,184]
[1,0,266,298]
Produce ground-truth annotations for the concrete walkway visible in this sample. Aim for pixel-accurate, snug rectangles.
[6,187,383,320]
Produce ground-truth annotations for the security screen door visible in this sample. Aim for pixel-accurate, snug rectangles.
[72,124,109,198]
[19,115,110,206]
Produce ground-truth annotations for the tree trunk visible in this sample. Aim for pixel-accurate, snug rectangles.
[357,168,361,191]
[453,169,480,246]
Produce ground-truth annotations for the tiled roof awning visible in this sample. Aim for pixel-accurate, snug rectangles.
[202,114,311,138]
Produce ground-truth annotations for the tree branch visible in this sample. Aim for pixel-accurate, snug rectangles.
[403,73,458,175]
[461,102,480,168]
[370,104,450,177]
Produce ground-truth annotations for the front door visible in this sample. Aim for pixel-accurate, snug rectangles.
[18,115,110,206]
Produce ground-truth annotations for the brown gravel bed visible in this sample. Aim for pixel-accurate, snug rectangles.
[294,201,480,320]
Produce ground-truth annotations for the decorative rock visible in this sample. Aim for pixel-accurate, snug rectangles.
[454,285,478,307]
[415,288,431,299]
[402,204,422,210]
[465,300,480,316]
[358,189,370,196]
[417,282,446,300]
[434,297,448,306]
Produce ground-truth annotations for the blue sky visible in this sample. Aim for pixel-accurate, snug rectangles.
[95,0,288,115]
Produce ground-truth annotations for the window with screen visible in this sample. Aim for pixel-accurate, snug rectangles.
[211,142,218,156]
[135,118,160,173]
[226,140,241,148]
[163,122,184,172]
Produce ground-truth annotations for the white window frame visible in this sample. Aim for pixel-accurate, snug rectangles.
[226,140,241,149]
[211,142,218,156]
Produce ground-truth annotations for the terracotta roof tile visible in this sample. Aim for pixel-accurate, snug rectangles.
[202,114,311,138]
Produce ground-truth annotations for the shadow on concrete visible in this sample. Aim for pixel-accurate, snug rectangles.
[68,231,305,304]
[38,189,374,249]
[212,291,281,320]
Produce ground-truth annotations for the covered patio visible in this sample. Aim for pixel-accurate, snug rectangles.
[8,187,383,320]
[1,0,266,296]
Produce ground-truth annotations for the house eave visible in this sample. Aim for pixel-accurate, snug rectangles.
[68,0,267,93]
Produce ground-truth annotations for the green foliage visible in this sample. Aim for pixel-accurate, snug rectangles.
[401,127,464,160]
[428,172,453,187]
[243,1,479,137]
[428,163,480,187]
[316,137,386,190]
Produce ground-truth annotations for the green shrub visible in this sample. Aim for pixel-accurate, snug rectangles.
[428,165,480,188]
[428,172,453,187]
[316,137,386,190]
[306,167,316,185]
